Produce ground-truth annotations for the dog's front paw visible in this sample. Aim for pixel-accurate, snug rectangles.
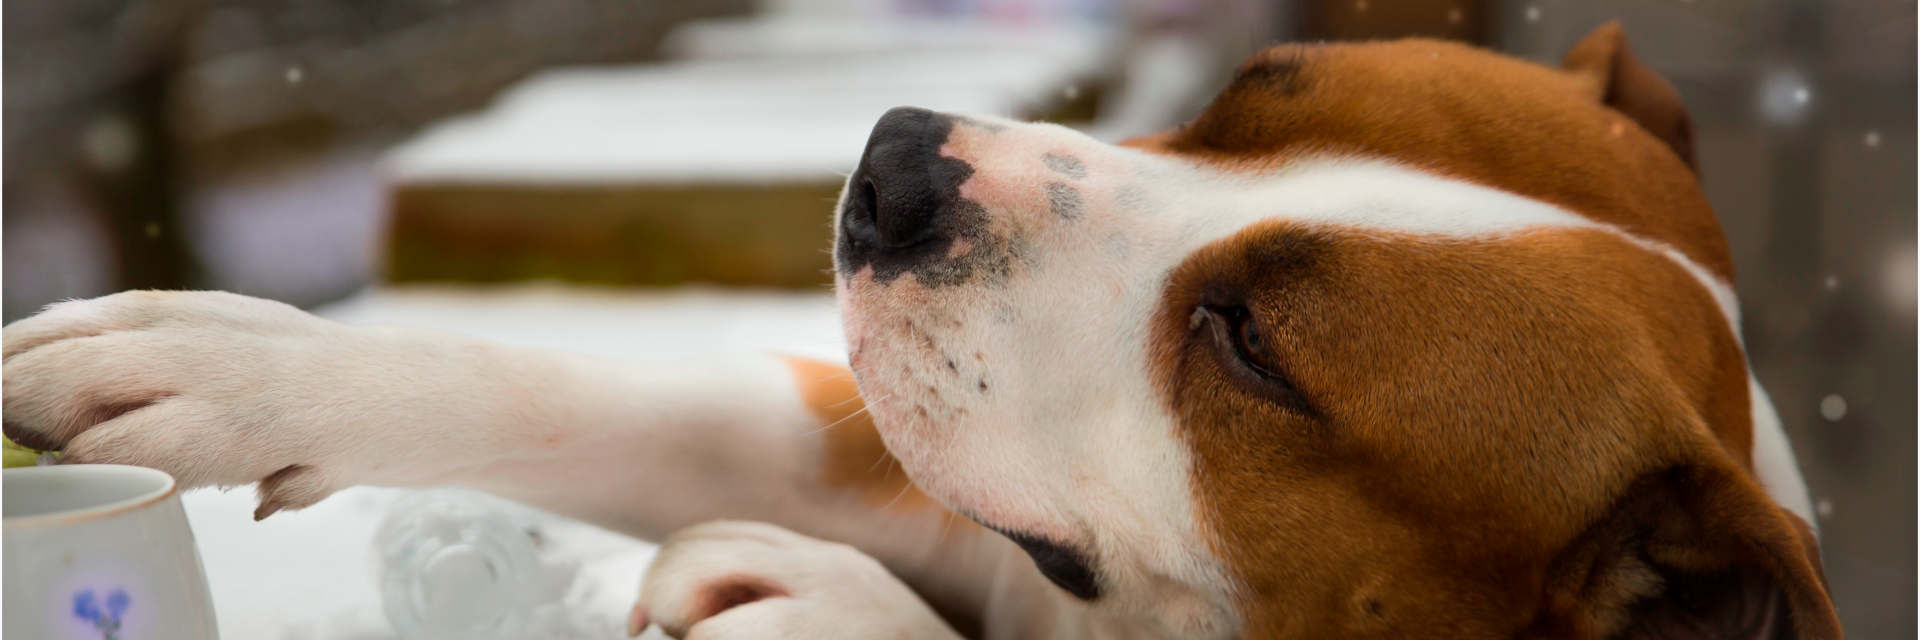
[2,291,390,517]
[631,521,961,640]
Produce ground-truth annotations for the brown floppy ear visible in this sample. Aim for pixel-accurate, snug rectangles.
[1535,462,1842,639]
[1561,21,1697,170]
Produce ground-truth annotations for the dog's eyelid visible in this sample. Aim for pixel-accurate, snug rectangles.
[1227,313,1282,376]
[1194,304,1315,415]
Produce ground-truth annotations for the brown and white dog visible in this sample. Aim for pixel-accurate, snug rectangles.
[2,24,1842,639]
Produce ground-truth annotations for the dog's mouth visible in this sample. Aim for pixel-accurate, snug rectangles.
[976,519,1102,600]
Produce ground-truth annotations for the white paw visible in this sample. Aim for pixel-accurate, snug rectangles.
[2,290,489,518]
[632,521,961,640]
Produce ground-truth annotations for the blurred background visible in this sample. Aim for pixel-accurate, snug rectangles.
[4,0,1913,637]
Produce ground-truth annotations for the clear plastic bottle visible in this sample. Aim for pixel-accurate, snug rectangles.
[375,490,550,640]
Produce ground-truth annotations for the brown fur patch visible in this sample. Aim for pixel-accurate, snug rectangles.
[1526,463,1838,639]
[782,356,940,513]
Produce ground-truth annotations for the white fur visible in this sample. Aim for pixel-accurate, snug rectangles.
[1749,376,1815,527]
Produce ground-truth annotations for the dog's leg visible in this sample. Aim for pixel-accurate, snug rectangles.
[1,291,1045,633]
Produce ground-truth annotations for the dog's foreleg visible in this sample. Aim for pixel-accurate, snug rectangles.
[2,292,1021,632]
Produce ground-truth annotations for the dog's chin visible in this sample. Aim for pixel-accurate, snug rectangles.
[839,270,1107,600]
[845,349,1107,603]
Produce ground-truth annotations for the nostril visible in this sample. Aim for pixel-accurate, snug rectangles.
[842,176,883,248]
[857,178,879,226]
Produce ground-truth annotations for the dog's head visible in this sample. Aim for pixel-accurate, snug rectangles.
[833,24,1839,638]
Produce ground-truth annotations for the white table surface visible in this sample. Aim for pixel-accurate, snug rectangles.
[184,284,846,639]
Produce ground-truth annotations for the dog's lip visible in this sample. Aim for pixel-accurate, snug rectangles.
[969,515,1103,601]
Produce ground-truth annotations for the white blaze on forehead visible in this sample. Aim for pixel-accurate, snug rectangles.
[1160,156,1743,333]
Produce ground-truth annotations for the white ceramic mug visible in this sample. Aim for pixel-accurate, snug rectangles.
[5,464,220,639]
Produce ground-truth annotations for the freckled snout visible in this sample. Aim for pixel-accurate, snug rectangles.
[837,107,988,285]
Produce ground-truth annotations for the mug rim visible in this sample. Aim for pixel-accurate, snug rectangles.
[3,464,178,529]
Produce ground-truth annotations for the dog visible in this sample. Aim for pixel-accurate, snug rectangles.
[2,23,1841,639]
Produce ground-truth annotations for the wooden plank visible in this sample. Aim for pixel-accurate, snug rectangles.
[387,181,843,288]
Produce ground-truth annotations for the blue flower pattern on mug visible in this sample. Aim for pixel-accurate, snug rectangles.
[71,587,130,640]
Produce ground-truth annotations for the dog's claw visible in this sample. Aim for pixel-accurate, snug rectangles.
[253,464,328,520]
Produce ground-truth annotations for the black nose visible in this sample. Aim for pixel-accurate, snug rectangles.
[836,107,975,281]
